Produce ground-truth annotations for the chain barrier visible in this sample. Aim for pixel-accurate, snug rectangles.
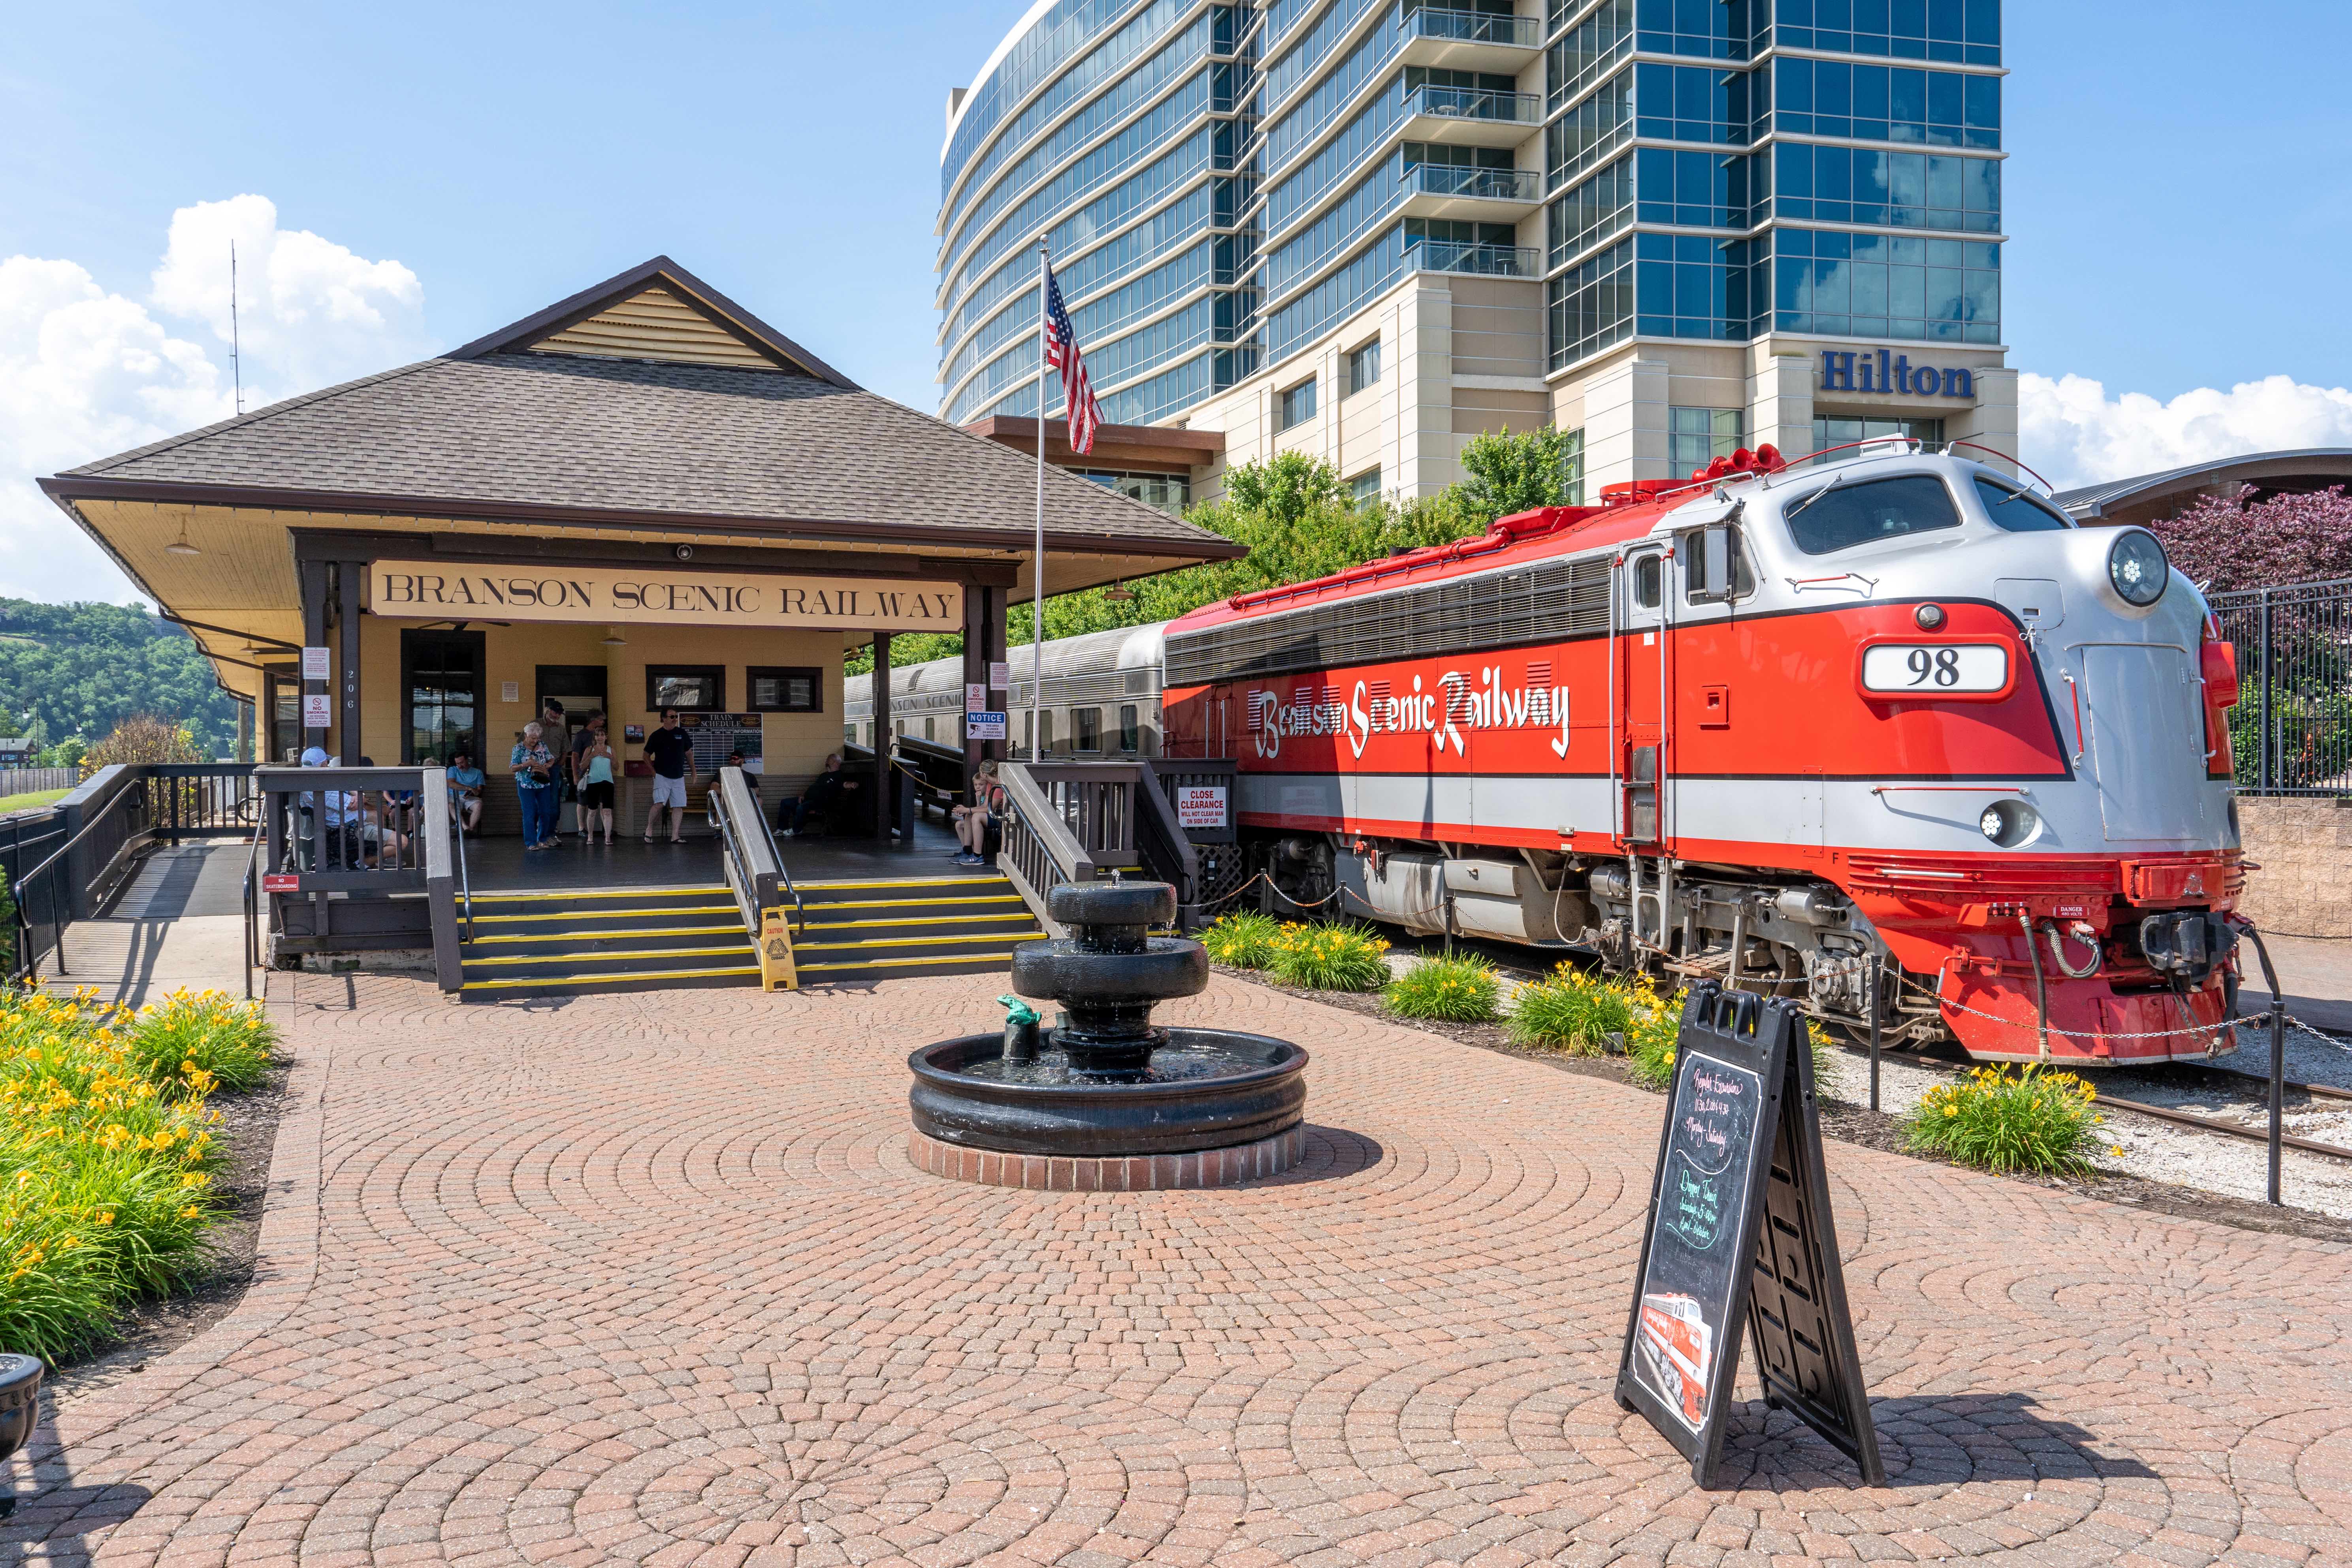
[1882,961,2352,1051]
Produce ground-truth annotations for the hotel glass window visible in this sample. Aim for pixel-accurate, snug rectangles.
[1770,0,2000,66]
[1073,707,1102,752]
[1350,468,1382,507]
[1561,428,1586,506]
[1119,704,1141,753]
[747,666,822,713]
[1772,230,1999,344]
[1771,58,2000,149]
[1811,416,1945,463]
[647,666,724,712]
[1079,469,1190,513]
[1548,237,1633,370]
[1670,408,1746,474]
[1346,339,1382,395]
[1636,233,1733,341]
[1278,377,1317,431]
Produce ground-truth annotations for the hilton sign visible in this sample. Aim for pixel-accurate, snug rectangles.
[1819,349,1973,399]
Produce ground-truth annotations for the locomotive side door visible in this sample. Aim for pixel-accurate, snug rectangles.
[1616,548,1667,846]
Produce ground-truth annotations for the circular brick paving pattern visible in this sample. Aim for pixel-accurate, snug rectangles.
[11,971,2352,1565]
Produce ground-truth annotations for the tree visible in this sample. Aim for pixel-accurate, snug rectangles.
[1221,450,1345,525]
[83,715,205,773]
[2149,485,2352,594]
[0,600,239,758]
[1457,426,1577,527]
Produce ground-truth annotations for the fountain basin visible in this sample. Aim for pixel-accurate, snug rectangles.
[908,1028,1307,1158]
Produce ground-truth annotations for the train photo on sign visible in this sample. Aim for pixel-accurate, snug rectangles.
[857,440,2243,1067]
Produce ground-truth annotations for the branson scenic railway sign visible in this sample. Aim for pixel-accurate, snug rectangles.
[367,561,962,632]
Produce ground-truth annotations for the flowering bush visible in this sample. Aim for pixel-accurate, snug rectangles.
[0,987,268,1361]
[122,989,277,1097]
[1267,922,1390,991]
[1201,911,1283,970]
[1904,1064,2104,1175]
[1506,964,1636,1055]
[2149,484,2352,593]
[1382,955,1501,1022]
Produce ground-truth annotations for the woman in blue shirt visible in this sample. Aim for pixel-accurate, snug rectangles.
[511,723,559,849]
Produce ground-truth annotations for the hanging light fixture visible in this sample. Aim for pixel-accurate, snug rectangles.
[1103,578,1135,603]
[165,516,200,556]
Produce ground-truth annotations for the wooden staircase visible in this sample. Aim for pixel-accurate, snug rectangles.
[455,873,1042,997]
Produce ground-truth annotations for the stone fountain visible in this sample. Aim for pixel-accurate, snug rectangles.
[907,881,1308,1189]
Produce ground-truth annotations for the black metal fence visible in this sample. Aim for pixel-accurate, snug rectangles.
[2211,577,2352,795]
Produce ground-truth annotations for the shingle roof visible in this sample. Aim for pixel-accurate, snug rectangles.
[2053,448,2352,517]
[52,346,1238,558]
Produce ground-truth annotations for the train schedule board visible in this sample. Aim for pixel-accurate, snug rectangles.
[1614,984,1883,1488]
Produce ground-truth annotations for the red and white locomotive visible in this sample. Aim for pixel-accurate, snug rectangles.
[1160,442,2245,1066]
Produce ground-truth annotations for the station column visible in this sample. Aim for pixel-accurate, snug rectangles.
[870,631,893,841]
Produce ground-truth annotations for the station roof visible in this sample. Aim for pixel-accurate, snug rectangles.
[2053,448,2352,524]
[39,256,1243,697]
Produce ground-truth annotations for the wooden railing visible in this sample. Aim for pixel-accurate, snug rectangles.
[996,759,1233,931]
[253,766,460,987]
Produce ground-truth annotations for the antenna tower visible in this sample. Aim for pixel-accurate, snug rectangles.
[230,242,244,415]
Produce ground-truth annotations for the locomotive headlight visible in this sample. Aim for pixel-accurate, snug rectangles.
[2107,529,2169,607]
[1978,798,2041,848]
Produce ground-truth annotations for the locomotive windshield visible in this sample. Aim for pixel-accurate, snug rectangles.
[1784,474,1960,555]
[1974,477,2073,532]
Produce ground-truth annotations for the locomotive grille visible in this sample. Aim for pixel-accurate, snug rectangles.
[1164,553,1614,687]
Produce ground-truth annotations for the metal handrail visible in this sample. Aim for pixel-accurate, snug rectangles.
[1407,238,1542,277]
[1404,84,1542,122]
[240,808,265,1000]
[450,793,474,943]
[1404,162,1541,201]
[1403,5,1541,45]
[13,779,147,983]
[710,767,800,936]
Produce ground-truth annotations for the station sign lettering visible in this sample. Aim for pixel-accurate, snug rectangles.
[367,560,962,632]
[1818,349,1973,399]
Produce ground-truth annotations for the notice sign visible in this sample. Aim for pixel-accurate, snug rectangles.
[966,711,1007,741]
[369,560,962,633]
[302,694,333,729]
[1615,985,1882,1488]
[989,661,1010,691]
[1175,784,1227,829]
[301,646,331,681]
[966,682,988,713]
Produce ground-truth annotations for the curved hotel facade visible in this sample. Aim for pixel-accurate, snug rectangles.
[939,0,2016,506]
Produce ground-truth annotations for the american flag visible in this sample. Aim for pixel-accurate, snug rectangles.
[1041,259,1103,455]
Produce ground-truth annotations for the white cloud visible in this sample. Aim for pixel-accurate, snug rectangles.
[2021,371,2352,493]
[0,197,425,603]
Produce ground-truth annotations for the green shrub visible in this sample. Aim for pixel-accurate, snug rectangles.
[1622,978,1687,1090]
[1201,910,1283,970]
[1383,955,1501,1022]
[123,989,277,1097]
[1904,1064,2104,1175]
[1,989,228,1361]
[0,868,12,975]
[1506,964,1636,1054]
[1268,921,1390,991]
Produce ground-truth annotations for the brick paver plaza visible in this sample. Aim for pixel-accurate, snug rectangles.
[14,972,2352,1566]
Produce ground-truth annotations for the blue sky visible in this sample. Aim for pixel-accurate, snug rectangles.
[3,0,2350,600]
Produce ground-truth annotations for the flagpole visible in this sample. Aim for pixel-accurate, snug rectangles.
[1032,239,1048,764]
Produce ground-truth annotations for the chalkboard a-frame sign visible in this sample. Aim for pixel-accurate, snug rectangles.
[1614,983,1885,1488]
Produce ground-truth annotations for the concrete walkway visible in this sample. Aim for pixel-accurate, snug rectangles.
[35,845,253,1007]
[10,969,2352,1565]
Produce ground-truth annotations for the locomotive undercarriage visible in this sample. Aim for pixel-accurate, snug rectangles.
[1248,831,1948,1048]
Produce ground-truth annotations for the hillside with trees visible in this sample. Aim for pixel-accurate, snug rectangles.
[849,428,1576,674]
[0,600,241,762]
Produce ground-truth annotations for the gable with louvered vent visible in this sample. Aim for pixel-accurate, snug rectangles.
[529,286,805,373]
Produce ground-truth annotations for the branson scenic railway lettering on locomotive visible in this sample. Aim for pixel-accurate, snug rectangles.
[1249,665,1572,760]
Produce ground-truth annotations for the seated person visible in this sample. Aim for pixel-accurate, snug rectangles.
[776,752,861,836]
[446,749,485,834]
[951,759,1006,866]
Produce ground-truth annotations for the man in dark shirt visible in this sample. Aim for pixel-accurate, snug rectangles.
[778,752,859,836]
[642,709,697,842]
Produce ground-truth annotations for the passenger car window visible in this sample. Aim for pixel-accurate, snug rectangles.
[1974,477,2072,532]
[1784,475,1961,555]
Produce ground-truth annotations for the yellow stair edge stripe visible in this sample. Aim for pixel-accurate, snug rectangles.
[795,911,1042,930]
[463,944,754,969]
[462,964,761,991]
[465,885,730,904]
[800,894,1024,912]
[800,951,1023,973]
[466,904,739,924]
[466,924,747,946]
[797,930,1043,954]
[795,876,1007,892]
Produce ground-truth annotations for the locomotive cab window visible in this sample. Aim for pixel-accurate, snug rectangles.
[1683,525,1754,603]
[1632,554,1662,609]
[1974,477,2073,533]
[1784,474,1961,555]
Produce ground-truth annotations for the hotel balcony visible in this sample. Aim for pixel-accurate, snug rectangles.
[1405,237,1543,280]
[1399,161,1542,222]
[1400,6,1543,73]
[1401,84,1544,149]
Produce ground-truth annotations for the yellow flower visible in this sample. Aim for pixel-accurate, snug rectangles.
[2111,1145,2125,1157]
[96,1211,113,1225]
[180,1204,201,1220]
[1943,1105,1958,1118]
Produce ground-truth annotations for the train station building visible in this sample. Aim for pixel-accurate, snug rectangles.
[38,256,1243,835]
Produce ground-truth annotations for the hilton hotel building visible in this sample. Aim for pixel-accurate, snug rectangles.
[938,0,2015,504]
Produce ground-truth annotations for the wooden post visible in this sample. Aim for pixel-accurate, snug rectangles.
[337,560,364,763]
[982,585,1009,769]
[871,631,893,841]
[962,585,987,804]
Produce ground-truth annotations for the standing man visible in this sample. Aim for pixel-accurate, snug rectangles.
[642,709,697,842]
[570,710,604,794]
[539,697,569,837]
